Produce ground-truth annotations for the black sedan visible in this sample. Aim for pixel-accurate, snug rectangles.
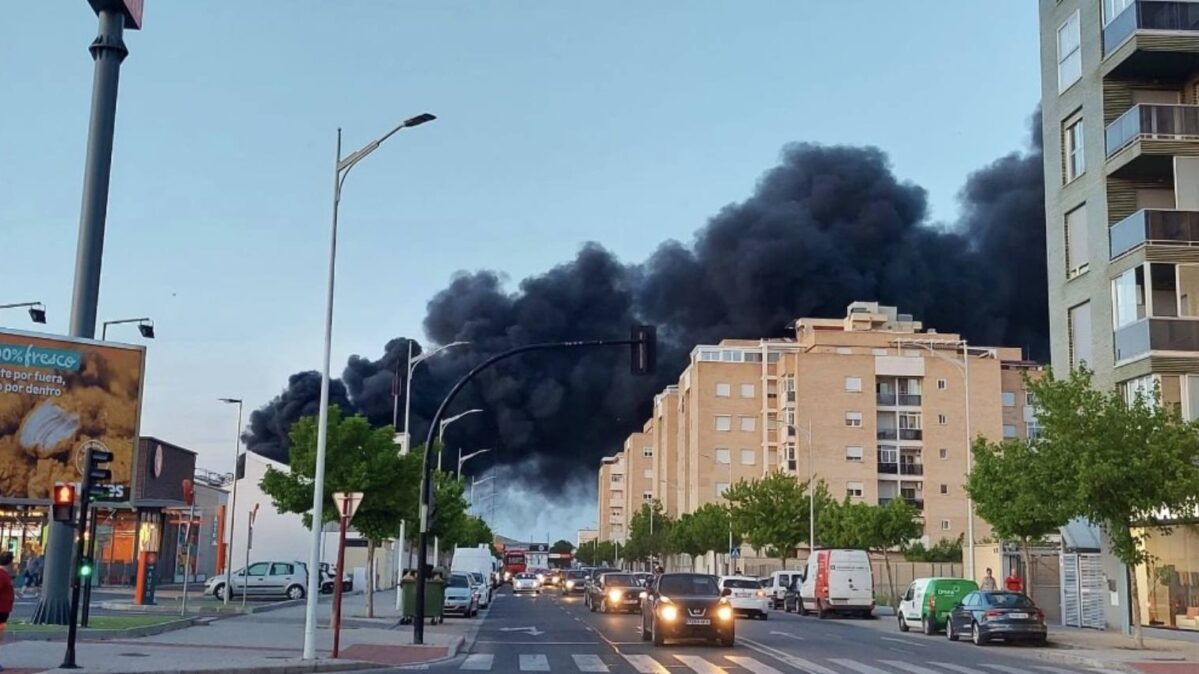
[589,573,644,613]
[782,578,803,613]
[947,591,1047,646]
[641,573,735,647]
[560,569,589,595]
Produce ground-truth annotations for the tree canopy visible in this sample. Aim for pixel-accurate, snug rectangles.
[725,471,823,563]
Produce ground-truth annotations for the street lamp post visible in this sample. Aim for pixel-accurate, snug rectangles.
[470,474,496,513]
[302,113,436,662]
[0,302,47,324]
[701,453,734,574]
[101,317,154,340]
[431,409,483,564]
[791,420,816,554]
[456,448,491,480]
[218,398,243,607]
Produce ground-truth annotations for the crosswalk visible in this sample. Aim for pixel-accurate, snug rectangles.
[456,652,1113,674]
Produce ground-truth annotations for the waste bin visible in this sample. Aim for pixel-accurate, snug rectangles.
[399,577,446,625]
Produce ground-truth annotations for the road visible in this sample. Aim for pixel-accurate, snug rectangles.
[428,586,1119,674]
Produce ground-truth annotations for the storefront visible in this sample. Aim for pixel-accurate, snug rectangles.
[1135,526,1199,631]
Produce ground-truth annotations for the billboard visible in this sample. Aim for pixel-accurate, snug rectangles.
[0,329,146,502]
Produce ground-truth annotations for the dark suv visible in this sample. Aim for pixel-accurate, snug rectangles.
[588,573,642,613]
[641,573,735,647]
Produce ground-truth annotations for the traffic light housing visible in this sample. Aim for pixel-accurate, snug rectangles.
[52,483,76,523]
[86,448,114,499]
[631,325,656,376]
[78,556,94,579]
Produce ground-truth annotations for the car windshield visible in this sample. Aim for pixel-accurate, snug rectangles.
[469,573,484,583]
[659,574,720,596]
[447,575,469,588]
[516,573,535,579]
[723,579,761,589]
[565,571,587,579]
[603,574,636,587]
[985,592,1035,608]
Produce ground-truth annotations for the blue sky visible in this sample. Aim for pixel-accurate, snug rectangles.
[1,2,1040,540]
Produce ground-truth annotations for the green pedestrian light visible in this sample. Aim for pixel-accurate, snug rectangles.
[78,557,94,578]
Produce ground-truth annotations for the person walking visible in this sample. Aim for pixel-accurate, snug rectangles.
[1005,568,1024,593]
[0,550,15,671]
[979,567,998,592]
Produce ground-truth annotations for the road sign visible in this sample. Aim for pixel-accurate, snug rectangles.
[729,547,741,559]
[334,492,364,519]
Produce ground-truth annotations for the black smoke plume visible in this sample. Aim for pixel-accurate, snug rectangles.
[245,110,1047,494]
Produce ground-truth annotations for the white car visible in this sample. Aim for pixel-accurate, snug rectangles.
[765,570,801,610]
[468,572,492,607]
[719,576,770,620]
[512,572,541,594]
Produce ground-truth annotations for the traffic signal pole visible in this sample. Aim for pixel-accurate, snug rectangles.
[61,446,112,669]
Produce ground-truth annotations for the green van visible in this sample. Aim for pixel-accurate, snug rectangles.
[897,577,979,635]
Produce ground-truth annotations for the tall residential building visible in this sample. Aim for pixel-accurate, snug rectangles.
[1039,0,1199,632]
[596,453,626,543]
[622,425,655,524]
[652,387,681,517]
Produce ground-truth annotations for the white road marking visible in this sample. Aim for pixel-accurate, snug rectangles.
[981,667,1033,674]
[769,630,805,641]
[739,637,840,674]
[572,654,609,673]
[675,654,728,674]
[1035,668,1091,674]
[519,654,550,671]
[622,654,670,674]
[460,654,493,671]
[930,664,990,674]
[830,659,895,674]
[880,637,927,648]
[882,661,945,674]
[726,655,785,674]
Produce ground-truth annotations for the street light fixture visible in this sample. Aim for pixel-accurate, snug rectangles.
[457,448,491,479]
[1,302,47,324]
[304,113,436,662]
[431,409,483,563]
[101,317,154,340]
[218,398,243,607]
[396,340,469,454]
[701,452,735,575]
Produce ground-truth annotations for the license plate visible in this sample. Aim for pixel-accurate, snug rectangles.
[685,618,710,626]
[736,592,751,597]
[1009,612,1029,619]
[625,599,639,604]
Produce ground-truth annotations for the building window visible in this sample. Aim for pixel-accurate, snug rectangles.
[939,448,948,460]
[610,507,621,518]
[845,376,863,393]
[643,446,653,458]
[740,416,756,432]
[1026,422,1043,439]
[1105,0,1135,25]
[716,383,731,398]
[716,482,730,497]
[899,412,921,430]
[845,446,863,462]
[1002,391,1016,407]
[715,448,731,464]
[1112,266,1147,329]
[940,484,949,495]
[1064,115,1085,183]
[1003,424,1018,438]
[846,482,864,499]
[845,412,863,427]
[611,474,623,483]
[1065,203,1089,279]
[715,415,732,431]
[1026,392,1037,406]
[1058,10,1081,93]
[937,414,947,426]
[740,449,756,465]
[643,491,653,502]
[1068,301,1093,369]
[937,379,947,390]
[740,383,755,398]
[941,519,952,532]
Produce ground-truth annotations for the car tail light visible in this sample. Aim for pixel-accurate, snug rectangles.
[929,596,936,612]
[984,610,1004,620]
[1035,608,1045,622]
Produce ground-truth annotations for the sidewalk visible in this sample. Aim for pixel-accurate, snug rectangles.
[0,590,479,674]
[1033,627,1199,674]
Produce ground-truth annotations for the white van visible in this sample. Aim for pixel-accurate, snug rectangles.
[798,549,874,618]
[451,545,496,593]
[764,570,801,610]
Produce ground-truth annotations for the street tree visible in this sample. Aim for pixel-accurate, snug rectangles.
[725,471,813,567]
[819,497,921,606]
[627,500,673,567]
[1023,368,1199,647]
[550,539,575,554]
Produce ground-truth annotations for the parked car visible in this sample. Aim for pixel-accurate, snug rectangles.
[319,562,352,594]
[946,591,1047,645]
[782,576,804,613]
[588,573,642,613]
[898,577,979,635]
[641,573,735,647]
[206,560,309,601]
[468,571,492,608]
[444,573,479,617]
[798,549,874,618]
[719,576,770,620]
[512,572,541,594]
[765,569,802,610]
[561,569,589,595]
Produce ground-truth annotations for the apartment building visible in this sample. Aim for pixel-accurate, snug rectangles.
[622,426,656,525]
[651,387,681,517]
[1039,0,1199,632]
[596,453,626,543]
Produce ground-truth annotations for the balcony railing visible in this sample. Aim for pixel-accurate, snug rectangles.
[900,463,924,476]
[1110,209,1199,259]
[899,428,923,441]
[1115,317,1199,361]
[1104,1,1199,55]
[1106,104,1199,158]
[877,429,897,440]
[898,394,922,406]
[877,392,897,406]
[879,497,925,510]
[878,462,898,474]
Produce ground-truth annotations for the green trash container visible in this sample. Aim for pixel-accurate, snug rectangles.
[399,577,446,625]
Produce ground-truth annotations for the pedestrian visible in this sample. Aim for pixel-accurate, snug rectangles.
[23,553,42,598]
[1005,569,1024,593]
[0,550,14,670]
[979,567,997,592]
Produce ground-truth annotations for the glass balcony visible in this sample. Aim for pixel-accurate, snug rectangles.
[899,428,923,441]
[897,394,922,406]
[1107,104,1199,158]
[1114,317,1199,361]
[1104,1,1199,55]
[900,463,924,476]
[878,497,924,510]
[877,429,898,441]
[1110,209,1199,259]
[877,462,898,475]
[877,392,897,406]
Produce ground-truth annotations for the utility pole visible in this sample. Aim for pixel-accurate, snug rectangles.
[36,0,142,627]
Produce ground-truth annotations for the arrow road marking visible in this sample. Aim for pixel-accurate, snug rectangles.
[499,626,545,636]
[769,630,804,641]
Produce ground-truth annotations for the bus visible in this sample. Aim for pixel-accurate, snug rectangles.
[503,549,527,582]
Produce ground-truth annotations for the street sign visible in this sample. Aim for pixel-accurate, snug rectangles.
[729,547,741,559]
[334,492,364,519]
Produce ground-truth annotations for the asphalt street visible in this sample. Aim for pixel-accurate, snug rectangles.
[422,586,1121,674]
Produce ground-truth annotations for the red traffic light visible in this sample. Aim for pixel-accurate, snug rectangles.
[54,483,76,505]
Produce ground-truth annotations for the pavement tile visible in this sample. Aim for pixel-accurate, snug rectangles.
[339,643,449,666]
[1130,664,1199,674]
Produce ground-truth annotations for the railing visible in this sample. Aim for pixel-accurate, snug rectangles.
[1115,317,1199,361]
[1106,103,1199,157]
[897,394,922,406]
[899,428,923,441]
[900,463,924,476]
[786,391,796,402]
[877,462,898,474]
[1110,209,1199,259]
[879,497,925,510]
[876,392,897,406]
[877,429,898,440]
[1104,1,1199,55]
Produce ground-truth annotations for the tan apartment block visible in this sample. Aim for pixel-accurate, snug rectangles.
[596,453,626,543]
[652,387,681,516]
[622,427,655,524]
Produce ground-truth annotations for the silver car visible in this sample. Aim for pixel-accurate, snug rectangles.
[205,560,308,601]
[444,573,479,617]
[512,572,541,594]
[468,572,491,607]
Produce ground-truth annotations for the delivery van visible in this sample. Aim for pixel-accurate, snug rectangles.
[897,577,978,635]
[798,549,874,618]
[451,545,495,589]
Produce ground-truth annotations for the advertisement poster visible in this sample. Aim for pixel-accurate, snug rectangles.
[0,329,146,502]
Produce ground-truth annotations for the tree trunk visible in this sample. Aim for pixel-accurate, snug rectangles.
[367,540,376,619]
[1022,538,1035,603]
[1126,528,1145,648]
[882,549,896,607]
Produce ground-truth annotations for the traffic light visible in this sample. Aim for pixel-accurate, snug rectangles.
[85,448,114,500]
[52,483,76,523]
[78,557,94,579]
[631,325,656,376]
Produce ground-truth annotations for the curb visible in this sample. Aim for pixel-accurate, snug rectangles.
[42,659,386,674]
[8,616,200,642]
[97,597,309,616]
[1030,649,1146,674]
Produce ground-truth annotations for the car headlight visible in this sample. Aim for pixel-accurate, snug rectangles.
[566,580,575,589]
[608,589,623,603]
[659,605,679,622]
[536,574,545,582]
[756,590,767,598]
[717,605,734,621]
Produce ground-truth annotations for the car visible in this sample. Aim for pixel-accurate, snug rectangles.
[898,577,979,635]
[512,572,541,594]
[764,570,802,610]
[561,569,589,595]
[468,571,493,608]
[583,567,620,608]
[782,576,804,613]
[946,591,1047,646]
[719,576,770,620]
[632,572,655,587]
[798,549,874,618]
[531,568,550,585]
[544,569,563,588]
[452,545,497,590]
[444,573,479,617]
[588,573,643,613]
[641,573,735,647]
[206,560,309,601]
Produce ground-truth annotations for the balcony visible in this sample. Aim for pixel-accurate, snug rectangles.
[877,393,921,406]
[1104,2,1199,80]
[899,428,923,441]
[878,497,924,511]
[1114,317,1199,361]
[1106,104,1199,176]
[877,462,898,475]
[900,463,924,476]
[877,429,897,441]
[1105,1,1199,54]
[898,394,922,406]
[1110,209,1199,258]
[876,392,897,406]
